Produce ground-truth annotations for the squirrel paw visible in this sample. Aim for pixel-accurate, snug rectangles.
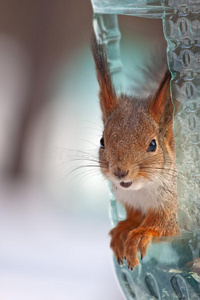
[110,225,132,266]
[124,228,154,269]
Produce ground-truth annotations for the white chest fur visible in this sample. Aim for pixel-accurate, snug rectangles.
[112,180,162,215]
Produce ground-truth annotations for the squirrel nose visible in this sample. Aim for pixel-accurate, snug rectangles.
[114,167,129,179]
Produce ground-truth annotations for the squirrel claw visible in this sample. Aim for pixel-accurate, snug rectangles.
[128,265,133,271]
[117,258,123,266]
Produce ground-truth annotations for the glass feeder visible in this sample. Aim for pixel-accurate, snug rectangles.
[91,1,200,299]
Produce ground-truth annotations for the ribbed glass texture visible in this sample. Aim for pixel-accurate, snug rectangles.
[91,0,173,18]
[163,0,200,232]
[91,1,200,299]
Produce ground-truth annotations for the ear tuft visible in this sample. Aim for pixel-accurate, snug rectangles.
[148,70,178,127]
[91,33,118,122]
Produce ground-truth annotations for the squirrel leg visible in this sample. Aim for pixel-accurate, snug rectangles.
[109,208,144,265]
[124,208,180,269]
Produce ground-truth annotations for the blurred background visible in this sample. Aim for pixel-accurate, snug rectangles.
[0,0,166,299]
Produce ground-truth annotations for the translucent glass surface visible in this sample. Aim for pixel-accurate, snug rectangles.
[93,14,123,92]
[91,0,173,18]
[114,231,200,299]
[162,1,200,232]
[91,1,200,299]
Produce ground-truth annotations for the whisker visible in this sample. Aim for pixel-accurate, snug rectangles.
[139,166,186,179]
[79,170,103,186]
[54,157,104,169]
[60,164,107,183]
[80,131,102,137]
[54,156,107,171]
[65,168,102,186]
[66,148,99,158]
[80,120,103,129]
[80,126,102,132]
[78,138,100,148]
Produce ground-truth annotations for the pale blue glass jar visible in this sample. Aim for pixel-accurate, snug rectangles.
[91,1,200,299]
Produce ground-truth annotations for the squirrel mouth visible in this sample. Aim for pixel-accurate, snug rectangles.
[120,181,132,188]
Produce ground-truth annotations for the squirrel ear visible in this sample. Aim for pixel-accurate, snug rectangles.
[148,70,179,127]
[91,34,118,123]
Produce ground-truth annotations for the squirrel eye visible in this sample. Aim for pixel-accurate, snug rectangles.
[147,139,156,152]
[100,137,105,149]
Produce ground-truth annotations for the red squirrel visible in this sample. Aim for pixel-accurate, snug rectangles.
[91,35,180,269]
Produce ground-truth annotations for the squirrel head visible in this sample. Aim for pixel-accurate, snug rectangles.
[91,36,179,191]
